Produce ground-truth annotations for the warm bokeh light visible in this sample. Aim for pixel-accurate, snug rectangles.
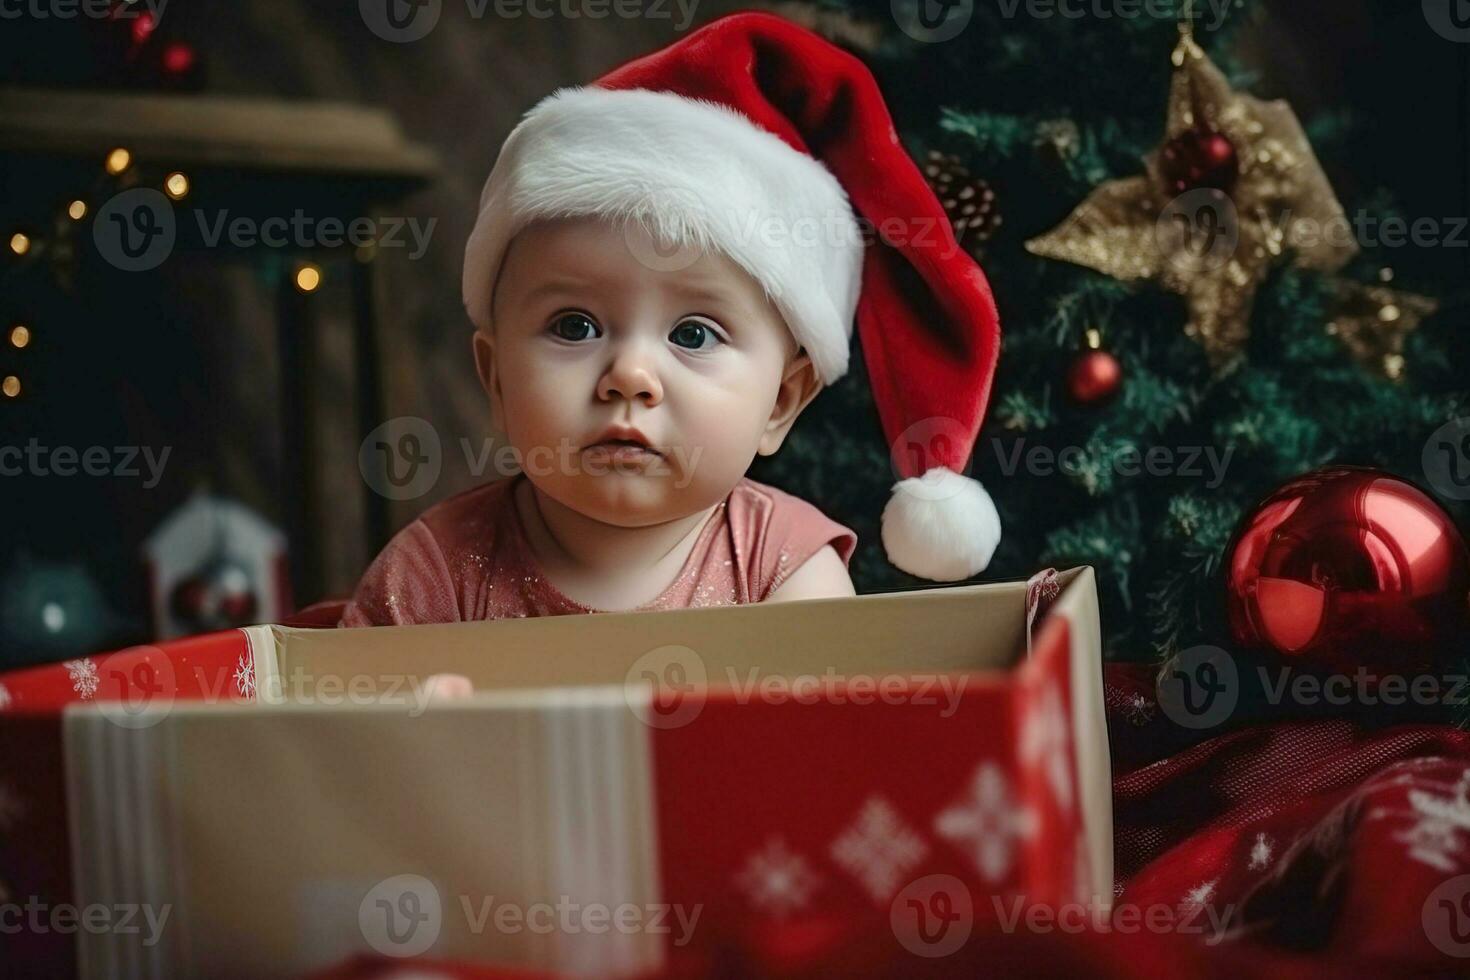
[2,375,20,398]
[105,147,132,175]
[294,264,322,293]
[9,232,30,256]
[68,200,87,221]
[9,325,30,349]
[164,171,190,200]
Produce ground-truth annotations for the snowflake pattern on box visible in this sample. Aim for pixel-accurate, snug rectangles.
[829,795,929,905]
[1021,684,1073,813]
[1181,878,1218,915]
[64,658,99,700]
[735,837,822,918]
[934,762,1037,883]
[1122,692,1154,727]
[233,653,256,699]
[1248,832,1274,871]
[1390,766,1470,873]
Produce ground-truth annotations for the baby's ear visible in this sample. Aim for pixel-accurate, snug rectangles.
[471,328,506,432]
[758,352,823,456]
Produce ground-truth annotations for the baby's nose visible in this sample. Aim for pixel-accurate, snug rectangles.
[597,346,664,405]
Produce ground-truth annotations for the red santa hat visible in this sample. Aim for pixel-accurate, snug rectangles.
[463,11,1003,582]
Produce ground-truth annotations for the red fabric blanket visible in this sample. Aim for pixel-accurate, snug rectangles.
[313,663,1470,979]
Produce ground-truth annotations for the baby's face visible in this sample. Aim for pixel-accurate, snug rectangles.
[475,216,819,527]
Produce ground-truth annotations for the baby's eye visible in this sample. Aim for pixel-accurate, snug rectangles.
[548,311,601,342]
[669,318,726,351]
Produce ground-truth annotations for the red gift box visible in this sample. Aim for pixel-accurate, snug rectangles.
[0,629,266,977]
[3,569,1109,978]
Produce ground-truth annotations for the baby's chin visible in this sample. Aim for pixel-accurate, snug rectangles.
[534,471,721,528]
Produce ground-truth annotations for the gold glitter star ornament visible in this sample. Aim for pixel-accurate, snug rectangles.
[1325,278,1438,382]
[1025,34,1358,367]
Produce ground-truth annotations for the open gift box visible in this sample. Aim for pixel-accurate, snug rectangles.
[7,567,1110,978]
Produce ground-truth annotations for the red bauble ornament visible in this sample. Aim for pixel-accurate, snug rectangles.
[1159,126,1239,195]
[1225,467,1470,674]
[1067,348,1123,405]
[129,11,157,48]
[161,41,197,77]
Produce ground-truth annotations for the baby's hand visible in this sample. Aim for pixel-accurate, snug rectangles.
[423,673,475,701]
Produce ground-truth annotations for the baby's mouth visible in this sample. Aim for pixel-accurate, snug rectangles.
[584,439,664,459]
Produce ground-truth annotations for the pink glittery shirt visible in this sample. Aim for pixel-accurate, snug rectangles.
[338,474,858,626]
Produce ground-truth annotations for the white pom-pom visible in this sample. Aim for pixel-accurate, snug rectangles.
[881,468,1001,581]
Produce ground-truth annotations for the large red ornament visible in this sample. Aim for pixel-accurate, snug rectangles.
[1159,126,1239,196]
[1225,467,1470,674]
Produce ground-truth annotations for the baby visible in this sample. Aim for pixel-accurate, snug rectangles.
[340,12,1004,629]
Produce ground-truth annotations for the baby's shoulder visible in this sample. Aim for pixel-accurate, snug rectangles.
[727,477,858,570]
[728,476,823,523]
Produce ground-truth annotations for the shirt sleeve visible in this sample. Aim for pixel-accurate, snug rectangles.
[755,489,858,600]
[337,520,462,627]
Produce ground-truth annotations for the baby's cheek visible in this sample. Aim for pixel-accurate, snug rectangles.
[678,385,771,468]
[503,365,579,444]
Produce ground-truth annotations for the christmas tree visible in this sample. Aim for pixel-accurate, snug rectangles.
[750,0,1469,661]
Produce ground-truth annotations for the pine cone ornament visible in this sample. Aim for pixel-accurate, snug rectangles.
[923,150,1001,257]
